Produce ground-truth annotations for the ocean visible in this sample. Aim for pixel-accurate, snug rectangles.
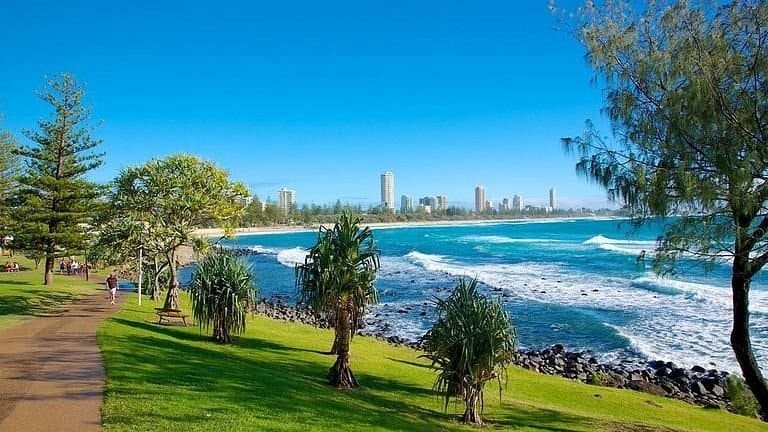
[205,217,768,374]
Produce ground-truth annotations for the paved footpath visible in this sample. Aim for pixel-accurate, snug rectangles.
[0,289,125,432]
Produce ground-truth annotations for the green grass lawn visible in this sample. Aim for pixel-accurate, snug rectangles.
[99,294,766,432]
[0,256,104,330]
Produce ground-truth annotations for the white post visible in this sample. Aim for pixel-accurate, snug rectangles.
[137,244,143,306]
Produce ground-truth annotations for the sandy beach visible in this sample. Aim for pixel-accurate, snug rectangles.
[193,216,610,238]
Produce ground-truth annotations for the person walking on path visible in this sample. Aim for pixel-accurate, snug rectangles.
[106,273,118,305]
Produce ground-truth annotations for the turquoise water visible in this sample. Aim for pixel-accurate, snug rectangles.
[213,217,768,373]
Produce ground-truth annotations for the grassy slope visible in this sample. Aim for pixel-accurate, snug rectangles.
[100,294,765,432]
[0,257,103,330]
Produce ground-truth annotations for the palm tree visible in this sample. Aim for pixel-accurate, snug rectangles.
[420,278,517,425]
[189,251,258,343]
[296,211,380,388]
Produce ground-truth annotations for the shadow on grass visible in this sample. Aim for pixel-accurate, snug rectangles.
[102,316,614,431]
[0,291,78,317]
[386,357,432,370]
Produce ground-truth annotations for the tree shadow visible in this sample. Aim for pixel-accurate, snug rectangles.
[0,291,78,317]
[102,318,630,432]
[386,357,432,369]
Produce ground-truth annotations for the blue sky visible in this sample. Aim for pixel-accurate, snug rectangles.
[1,0,612,209]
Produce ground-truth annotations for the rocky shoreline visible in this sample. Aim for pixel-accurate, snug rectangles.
[254,299,734,411]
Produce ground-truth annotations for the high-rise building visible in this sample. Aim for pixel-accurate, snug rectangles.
[381,171,395,211]
[499,198,510,212]
[435,195,447,212]
[278,188,295,216]
[400,195,413,213]
[512,194,522,211]
[474,185,485,213]
[549,187,557,211]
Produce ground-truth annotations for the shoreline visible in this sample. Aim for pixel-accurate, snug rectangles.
[194,215,623,238]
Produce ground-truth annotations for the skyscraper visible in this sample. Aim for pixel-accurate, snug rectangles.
[278,188,296,216]
[549,187,557,211]
[474,185,485,213]
[381,171,395,211]
[512,194,522,212]
[400,195,413,213]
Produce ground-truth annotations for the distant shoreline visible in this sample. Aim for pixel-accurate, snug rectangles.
[194,215,623,238]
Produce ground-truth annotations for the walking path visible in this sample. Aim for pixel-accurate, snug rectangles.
[0,289,125,432]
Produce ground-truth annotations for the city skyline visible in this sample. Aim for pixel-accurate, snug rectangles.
[1,2,614,209]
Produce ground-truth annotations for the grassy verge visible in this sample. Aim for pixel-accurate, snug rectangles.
[99,294,765,432]
[0,256,104,330]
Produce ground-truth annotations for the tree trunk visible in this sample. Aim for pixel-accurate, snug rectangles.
[461,386,483,425]
[214,316,229,343]
[329,312,340,354]
[731,257,768,420]
[162,249,180,310]
[44,254,55,285]
[328,305,358,388]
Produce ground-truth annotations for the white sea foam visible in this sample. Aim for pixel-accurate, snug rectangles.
[403,249,768,372]
[583,235,657,256]
[276,247,308,267]
[249,245,279,255]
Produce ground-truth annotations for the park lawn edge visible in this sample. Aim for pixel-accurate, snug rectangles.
[0,256,106,331]
[99,293,766,432]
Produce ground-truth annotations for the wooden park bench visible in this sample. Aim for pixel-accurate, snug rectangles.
[155,308,190,326]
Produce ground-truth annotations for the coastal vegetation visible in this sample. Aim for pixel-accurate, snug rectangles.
[9,73,104,285]
[296,211,381,388]
[97,292,767,431]
[420,277,517,425]
[104,154,248,309]
[561,0,768,419]
[189,251,258,343]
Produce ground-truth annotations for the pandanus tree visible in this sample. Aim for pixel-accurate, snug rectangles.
[189,251,257,343]
[296,211,380,388]
[420,278,517,425]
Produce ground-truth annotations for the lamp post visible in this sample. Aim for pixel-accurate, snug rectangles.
[137,242,143,306]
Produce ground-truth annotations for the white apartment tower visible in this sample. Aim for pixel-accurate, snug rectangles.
[549,187,557,211]
[512,194,522,211]
[278,188,296,216]
[474,185,486,213]
[381,171,395,211]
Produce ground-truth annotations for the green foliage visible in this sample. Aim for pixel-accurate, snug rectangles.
[10,73,105,284]
[0,126,20,230]
[296,211,380,387]
[727,375,761,418]
[297,211,380,335]
[189,251,257,343]
[106,154,249,310]
[560,0,768,417]
[420,278,517,425]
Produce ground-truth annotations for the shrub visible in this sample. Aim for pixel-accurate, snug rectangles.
[189,251,258,343]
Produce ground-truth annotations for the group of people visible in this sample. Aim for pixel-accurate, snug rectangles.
[59,259,89,276]
[4,261,19,272]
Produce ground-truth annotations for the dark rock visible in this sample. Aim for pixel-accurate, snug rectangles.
[690,381,708,395]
